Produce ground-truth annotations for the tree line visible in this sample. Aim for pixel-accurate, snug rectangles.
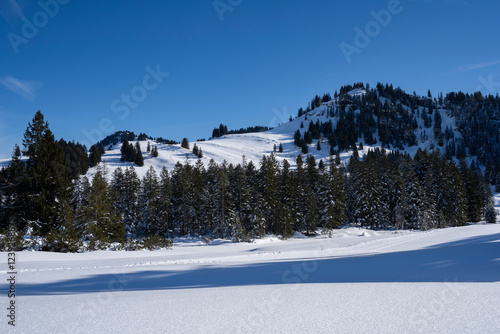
[212,123,270,138]
[1,100,497,252]
[0,110,494,252]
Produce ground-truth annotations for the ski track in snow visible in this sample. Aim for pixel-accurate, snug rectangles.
[7,228,428,274]
[1,224,500,333]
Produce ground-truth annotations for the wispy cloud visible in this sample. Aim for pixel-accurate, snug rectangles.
[455,60,500,73]
[0,0,24,25]
[0,75,41,101]
[439,60,500,77]
[408,0,469,4]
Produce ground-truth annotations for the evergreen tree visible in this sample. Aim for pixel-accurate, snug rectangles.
[259,155,281,234]
[293,154,316,234]
[45,199,80,252]
[88,144,102,167]
[279,159,295,238]
[158,167,172,236]
[171,161,196,236]
[294,130,302,147]
[134,142,144,167]
[246,160,266,236]
[19,110,72,236]
[122,139,140,163]
[484,205,497,224]
[0,145,26,231]
[84,166,125,249]
[115,167,141,234]
[400,159,436,230]
[73,175,90,235]
[192,144,203,158]
[228,158,255,240]
[301,141,308,154]
[205,160,236,238]
[460,159,482,222]
[347,154,387,229]
[151,146,159,158]
[138,166,161,236]
[181,138,190,150]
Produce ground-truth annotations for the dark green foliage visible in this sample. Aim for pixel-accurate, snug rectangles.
[181,138,190,150]
[120,139,144,167]
[59,139,89,177]
[279,159,295,239]
[304,131,313,144]
[485,205,497,224]
[151,145,159,157]
[10,110,74,235]
[155,137,178,145]
[259,155,281,234]
[84,166,125,249]
[43,199,81,252]
[88,144,103,167]
[137,133,151,141]
[134,142,144,167]
[193,144,203,158]
[0,221,27,251]
[460,159,483,222]
[141,234,173,250]
[120,139,135,162]
[212,124,269,138]
[301,141,308,154]
[294,130,302,147]
[3,147,492,250]
[137,166,162,236]
[96,131,136,149]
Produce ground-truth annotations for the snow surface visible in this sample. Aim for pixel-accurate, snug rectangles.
[1,223,499,333]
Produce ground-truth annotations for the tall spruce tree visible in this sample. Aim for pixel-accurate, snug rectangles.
[135,142,144,167]
[158,167,172,236]
[84,166,125,249]
[279,159,295,238]
[20,110,72,236]
[460,159,482,222]
[259,155,281,234]
[138,166,161,236]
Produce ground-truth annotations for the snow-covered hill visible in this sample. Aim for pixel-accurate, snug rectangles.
[87,89,462,179]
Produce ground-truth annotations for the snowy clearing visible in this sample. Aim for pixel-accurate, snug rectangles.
[1,223,500,333]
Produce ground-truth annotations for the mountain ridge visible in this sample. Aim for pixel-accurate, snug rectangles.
[85,84,469,180]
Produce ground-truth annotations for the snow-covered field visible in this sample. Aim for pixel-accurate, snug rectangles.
[1,223,499,333]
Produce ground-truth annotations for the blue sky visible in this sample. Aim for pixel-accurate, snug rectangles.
[0,0,499,159]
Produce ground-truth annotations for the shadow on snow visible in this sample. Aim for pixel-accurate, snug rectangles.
[11,233,500,296]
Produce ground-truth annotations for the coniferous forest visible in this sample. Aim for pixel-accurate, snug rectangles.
[1,83,499,252]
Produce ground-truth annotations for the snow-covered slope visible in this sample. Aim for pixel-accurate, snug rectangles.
[2,223,499,333]
[87,92,461,179]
